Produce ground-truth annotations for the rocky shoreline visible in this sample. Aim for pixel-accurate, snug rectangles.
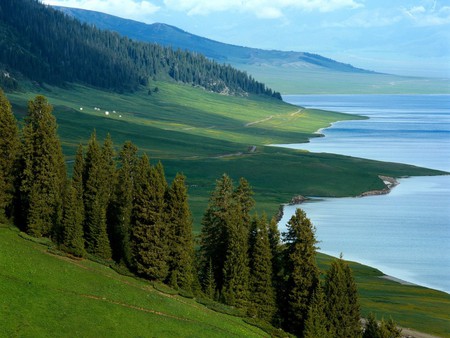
[359,175,399,197]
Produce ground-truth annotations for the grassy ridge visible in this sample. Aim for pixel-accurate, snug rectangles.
[2,226,449,337]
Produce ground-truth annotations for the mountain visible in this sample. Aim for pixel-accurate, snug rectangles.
[0,0,280,98]
[54,6,450,95]
[55,6,372,74]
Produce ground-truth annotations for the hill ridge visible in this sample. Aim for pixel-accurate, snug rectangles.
[55,6,374,74]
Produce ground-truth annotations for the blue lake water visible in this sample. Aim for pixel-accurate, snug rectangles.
[278,95,450,293]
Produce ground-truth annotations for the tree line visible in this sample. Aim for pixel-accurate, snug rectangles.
[0,0,281,99]
[0,90,400,337]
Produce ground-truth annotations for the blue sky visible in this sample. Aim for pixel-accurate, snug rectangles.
[42,0,450,77]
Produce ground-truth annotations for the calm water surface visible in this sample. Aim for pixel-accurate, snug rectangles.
[278,95,450,293]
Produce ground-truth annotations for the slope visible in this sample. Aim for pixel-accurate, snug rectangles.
[0,226,267,337]
[2,225,449,337]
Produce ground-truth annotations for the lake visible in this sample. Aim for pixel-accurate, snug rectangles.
[278,95,450,293]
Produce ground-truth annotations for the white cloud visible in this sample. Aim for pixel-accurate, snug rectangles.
[403,3,450,26]
[42,0,160,22]
[323,9,402,28]
[163,0,363,18]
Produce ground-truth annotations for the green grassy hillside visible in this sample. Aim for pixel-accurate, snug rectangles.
[6,82,444,225]
[2,225,449,337]
[0,226,267,337]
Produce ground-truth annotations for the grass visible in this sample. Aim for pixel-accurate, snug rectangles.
[0,226,267,337]
[1,226,449,337]
[5,81,444,226]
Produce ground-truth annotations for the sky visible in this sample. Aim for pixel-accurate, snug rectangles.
[42,0,450,77]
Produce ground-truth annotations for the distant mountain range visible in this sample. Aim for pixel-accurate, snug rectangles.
[55,6,373,75]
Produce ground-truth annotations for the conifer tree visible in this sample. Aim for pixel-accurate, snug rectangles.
[199,174,235,293]
[130,154,168,280]
[72,144,85,227]
[60,180,85,257]
[110,141,138,265]
[304,286,333,338]
[0,89,20,221]
[166,173,194,291]
[248,214,276,322]
[282,208,320,337]
[20,95,66,237]
[83,131,111,259]
[363,313,401,338]
[221,204,250,309]
[233,177,255,227]
[324,256,362,337]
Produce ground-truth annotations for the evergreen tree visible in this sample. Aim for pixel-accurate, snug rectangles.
[233,177,255,227]
[0,89,20,221]
[60,180,85,257]
[83,131,111,259]
[166,173,194,291]
[248,214,276,322]
[110,141,138,265]
[20,95,66,237]
[203,259,217,299]
[282,208,320,337]
[72,144,85,230]
[363,313,402,338]
[304,286,333,338]
[324,256,362,337]
[268,215,283,323]
[199,174,235,293]
[221,204,250,309]
[130,154,168,280]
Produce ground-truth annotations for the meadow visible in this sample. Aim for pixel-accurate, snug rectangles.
[6,81,443,225]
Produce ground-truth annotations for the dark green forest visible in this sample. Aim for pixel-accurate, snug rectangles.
[0,90,401,337]
[0,0,281,98]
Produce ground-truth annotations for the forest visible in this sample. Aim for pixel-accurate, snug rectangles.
[0,89,402,337]
[0,0,281,98]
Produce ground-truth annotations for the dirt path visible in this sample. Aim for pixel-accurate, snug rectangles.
[245,115,273,127]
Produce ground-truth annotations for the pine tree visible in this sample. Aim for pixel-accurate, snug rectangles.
[233,177,255,227]
[166,173,194,291]
[324,256,362,338]
[83,131,111,259]
[221,204,250,309]
[304,286,333,338]
[130,154,168,280]
[363,313,402,338]
[60,180,85,257]
[20,95,66,237]
[0,89,20,222]
[199,174,235,293]
[110,141,138,265]
[72,144,85,229]
[248,214,276,322]
[282,208,320,337]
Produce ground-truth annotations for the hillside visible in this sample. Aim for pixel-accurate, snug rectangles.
[54,6,450,94]
[56,6,370,73]
[0,0,280,98]
[2,225,449,337]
